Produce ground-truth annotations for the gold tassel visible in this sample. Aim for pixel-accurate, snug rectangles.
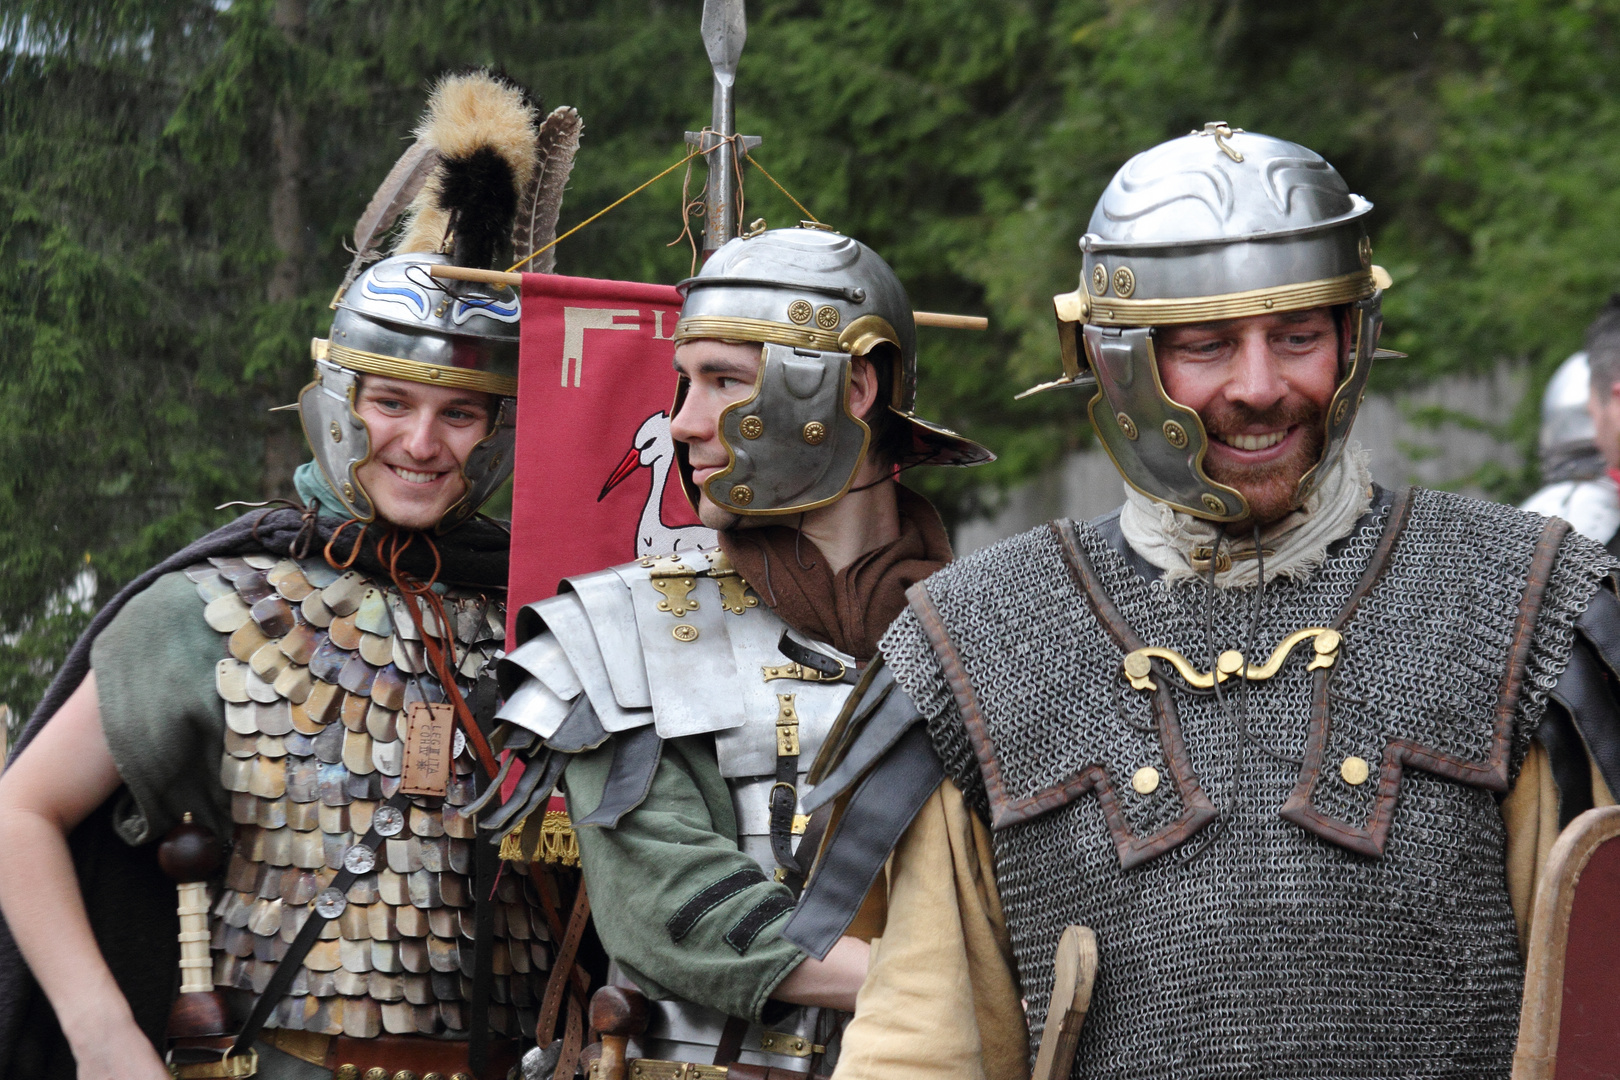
[496,810,579,867]
[498,818,528,862]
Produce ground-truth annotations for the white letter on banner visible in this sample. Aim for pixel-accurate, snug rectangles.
[561,308,641,387]
[652,310,676,341]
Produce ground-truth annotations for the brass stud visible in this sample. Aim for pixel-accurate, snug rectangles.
[1132,766,1160,795]
[423,1074,446,1080]
[1091,264,1109,295]
[343,482,356,500]
[787,299,814,325]
[1358,235,1373,268]
[1217,650,1245,676]
[672,623,699,642]
[365,1070,389,1080]
[1112,266,1136,298]
[729,484,754,507]
[1334,398,1350,425]
[393,1072,419,1080]
[451,1074,474,1080]
[739,415,764,440]
[335,1067,360,1080]
[1162,420,1188,449]
[1115,412,1138,441]
[814,305,841,330]
[1341,756,1370,786]
[330,421,343,443]
[802,421,827,445]
[1201,493,1227,515]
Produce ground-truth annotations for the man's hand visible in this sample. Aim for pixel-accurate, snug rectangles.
[771,935,872,1012]
[66,1018,171,1080]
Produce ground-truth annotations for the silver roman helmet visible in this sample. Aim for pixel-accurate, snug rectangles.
[1538,351,1605,483]
[1026,122,1396,521]
[301,71,581,532]
[672,225,993,516]
[307,252,522,527]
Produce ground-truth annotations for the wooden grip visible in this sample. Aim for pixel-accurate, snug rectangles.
[425,266,991,332]
[1029,925,1098,1080]
[913,311,989,331]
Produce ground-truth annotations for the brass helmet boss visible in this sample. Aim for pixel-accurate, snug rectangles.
[1029,123,1394,521]
[673,225,993,516]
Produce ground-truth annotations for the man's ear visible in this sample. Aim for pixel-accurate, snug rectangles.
[847,355,881,421]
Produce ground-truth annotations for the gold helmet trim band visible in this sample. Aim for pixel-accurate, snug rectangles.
[674,315,844,353]
[1070,268,1384,328]
[320,341,518,397]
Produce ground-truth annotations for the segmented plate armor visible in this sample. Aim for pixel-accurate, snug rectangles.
[186,552,551,1040]
[879,488,1614,1079]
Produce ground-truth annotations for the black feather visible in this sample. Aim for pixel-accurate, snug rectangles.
[437,147,519,270]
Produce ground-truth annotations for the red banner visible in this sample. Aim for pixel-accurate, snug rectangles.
[508,273,715,635]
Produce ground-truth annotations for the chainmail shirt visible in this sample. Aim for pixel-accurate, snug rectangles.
[878,487,1614,1079]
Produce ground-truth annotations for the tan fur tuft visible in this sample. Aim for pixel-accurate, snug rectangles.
[395,71,540,256]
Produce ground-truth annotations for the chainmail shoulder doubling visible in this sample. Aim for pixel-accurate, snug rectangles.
[881,490,1612,1080]
[876,525,1071,822]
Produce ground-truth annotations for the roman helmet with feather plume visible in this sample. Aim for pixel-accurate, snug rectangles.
[305,71,583,531]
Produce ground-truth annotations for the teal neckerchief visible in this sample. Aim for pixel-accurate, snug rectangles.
[293,461,351,519]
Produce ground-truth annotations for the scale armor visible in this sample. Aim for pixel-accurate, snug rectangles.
[185,551,550,1039]
[876,488,1613,1079]
[496,549,857,1071]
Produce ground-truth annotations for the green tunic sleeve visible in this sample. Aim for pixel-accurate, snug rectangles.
[562,734,806,1021]
[91,570,230,845]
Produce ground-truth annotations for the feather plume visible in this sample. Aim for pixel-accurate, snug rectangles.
[395,71,540,267]
[333,140,441,303]
[511,106,584,273]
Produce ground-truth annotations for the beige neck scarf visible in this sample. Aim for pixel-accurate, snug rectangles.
[1118,443,1374,588]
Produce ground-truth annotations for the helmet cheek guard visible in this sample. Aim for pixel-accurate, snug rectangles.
[299,359,376,522]
[704,343,872,515]
[440,394,517,532]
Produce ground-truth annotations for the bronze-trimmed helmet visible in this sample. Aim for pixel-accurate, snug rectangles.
[304,252,519,531]
[1026,123,1395,521]
[672,225,993,516]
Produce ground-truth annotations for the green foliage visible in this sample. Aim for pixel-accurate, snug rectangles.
[6,0,1620,725]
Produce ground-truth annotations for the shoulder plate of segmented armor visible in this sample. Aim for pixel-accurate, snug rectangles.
[496,548,856,777]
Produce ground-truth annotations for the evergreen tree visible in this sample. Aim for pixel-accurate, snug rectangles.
[6,0,1620,728]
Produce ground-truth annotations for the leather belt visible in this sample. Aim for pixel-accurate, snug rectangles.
[328,1034,521,1079]
[589,1058,825,1080]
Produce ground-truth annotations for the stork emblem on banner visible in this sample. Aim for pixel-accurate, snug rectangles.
[599,411,715,556]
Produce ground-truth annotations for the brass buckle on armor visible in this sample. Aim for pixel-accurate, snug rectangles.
[761,661,846,684]
[774,696,801,756]
[168,1048,259,1079]
[758,1031,825,1058]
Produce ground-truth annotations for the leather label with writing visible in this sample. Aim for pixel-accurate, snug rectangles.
[401,701,454,797]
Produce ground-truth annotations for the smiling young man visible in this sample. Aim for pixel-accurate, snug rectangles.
[484,226,991,1077]
[791,127,1620,1080]
[0,72,572,1080]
